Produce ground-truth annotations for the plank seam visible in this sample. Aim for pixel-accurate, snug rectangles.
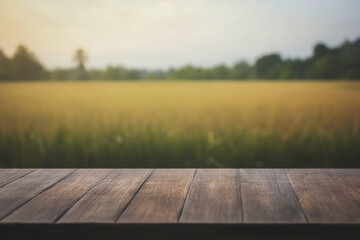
[0,169,77,222]
[114,169,155,222]
[285,169,309,223]
[238,169,244,223]
[177,169,197,222]
[54,170,113,223]
[0,169,36,188]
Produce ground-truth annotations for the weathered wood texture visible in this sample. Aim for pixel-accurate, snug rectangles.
[0,168,359,227]
[3,169,111,223]
[240,169,306,223]
[59,169,152,223]
[287,169,360,223]
[0,169,34,187]
[0,169,74,220]
[180,169,242,223]
[118,169,195,223]
[331,169,360,204]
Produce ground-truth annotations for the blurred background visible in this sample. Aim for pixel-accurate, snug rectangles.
[0,0,359,168]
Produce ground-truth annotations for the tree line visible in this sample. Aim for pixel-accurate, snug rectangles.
[1,37,359,81]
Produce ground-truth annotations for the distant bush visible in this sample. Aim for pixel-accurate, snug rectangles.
[1,37,360,81]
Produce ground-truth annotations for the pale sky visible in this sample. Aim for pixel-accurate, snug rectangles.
[1,0,359,69]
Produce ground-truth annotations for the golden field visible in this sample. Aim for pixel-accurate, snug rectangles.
[0,81,359,168]
[1,81,359,133]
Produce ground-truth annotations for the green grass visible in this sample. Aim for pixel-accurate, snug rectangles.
[1,125,359,168]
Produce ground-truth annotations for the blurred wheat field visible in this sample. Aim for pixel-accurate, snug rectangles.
[0,81,359,168]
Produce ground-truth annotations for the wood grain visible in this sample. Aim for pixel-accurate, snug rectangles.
[287,169,360,223]
[331,169,360,204]
[180,169,242,223]
[118,169,195,223]
[240,169,306,223]
[0,169,34,187]
[0,169,359,226]
[0,169,74,220]
[3,169,110,223]
[59,169,152,223]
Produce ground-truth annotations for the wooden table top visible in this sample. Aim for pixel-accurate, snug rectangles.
[0,169,359,239]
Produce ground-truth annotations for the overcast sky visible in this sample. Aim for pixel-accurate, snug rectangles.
[1,0,359,69]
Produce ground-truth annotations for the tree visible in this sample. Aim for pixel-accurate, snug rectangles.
[313,43,330,59]
[73,48,88,79]
[212,65,230,79]
[51,68,72,80]
[0,50,12,80]
[255,54,282,79]
[168,65,196,79]
[306,55,339,79]
[126,69,140,80]
[12,45,47,80]
[103,65,127,80]
[231,61,253,79]
[278,59,308,79]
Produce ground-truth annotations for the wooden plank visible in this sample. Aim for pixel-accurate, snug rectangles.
[287,169,360,223]
[0,169,34,187]
[331,169,360,204]
[180,169,242,223]
[240,169,306,223]
[3,169,111,223]
[118,169,195,223]
[59,169,153,223]
[0,169,74,220]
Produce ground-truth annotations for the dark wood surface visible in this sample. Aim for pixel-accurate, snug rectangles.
[287,169,360,223]
[0,169,34,188]
[0,169,74,219]
[118,169,195,223]
[3,169,111,223]
[0,169,359,239]
[180,169,242,223]
[240,169,307,223]
[59,169,152,223]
